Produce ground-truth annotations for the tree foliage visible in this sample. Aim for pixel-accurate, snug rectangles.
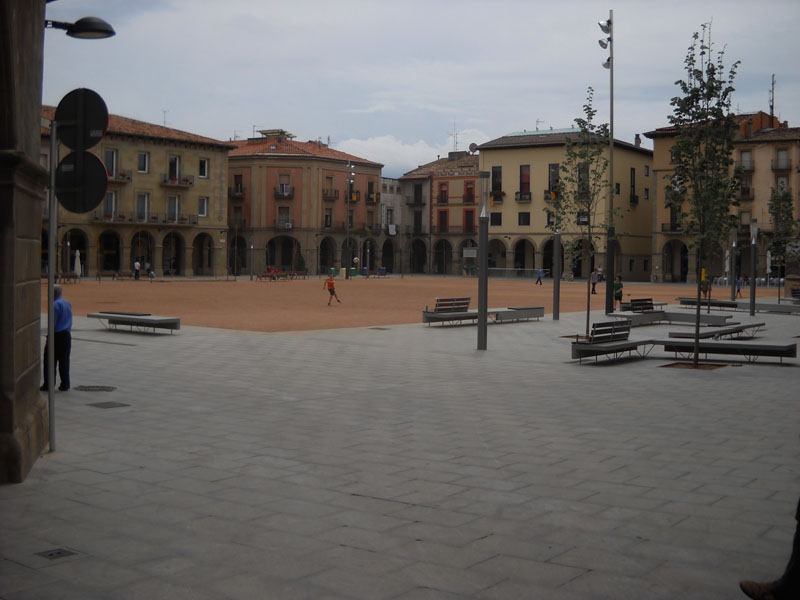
[767,186,800,270]
[666,24,740,365]
[546,87,616,334]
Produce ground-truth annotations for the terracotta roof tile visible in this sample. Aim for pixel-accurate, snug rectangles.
[42,106,234,149]
[401,153,479,179]
[228,137,383,167]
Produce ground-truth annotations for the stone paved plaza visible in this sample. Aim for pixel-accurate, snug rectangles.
[1,306,799,599]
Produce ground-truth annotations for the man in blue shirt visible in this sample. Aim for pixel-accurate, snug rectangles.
[41,284,72,391]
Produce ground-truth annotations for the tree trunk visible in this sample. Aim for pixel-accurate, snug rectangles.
[693,245,703,367]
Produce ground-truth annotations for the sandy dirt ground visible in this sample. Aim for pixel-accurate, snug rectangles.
[41,276,781,333]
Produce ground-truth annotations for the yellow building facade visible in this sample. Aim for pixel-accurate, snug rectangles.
[42,108,233,277]
[478,130,654,280]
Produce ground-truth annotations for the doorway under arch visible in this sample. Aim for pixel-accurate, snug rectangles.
[662,239,688,282]
[62,228,87,274]
[229,235,247,275]
[319,236,336,274]
[410,239,427,273]
[433,239,453,274]
[542,237,564,276]
[192,233,215,276]
[381,239,395,273]
[98,230,121,272]
[162,232,185,276]
[513,239,536,271]
[132,231,154,272]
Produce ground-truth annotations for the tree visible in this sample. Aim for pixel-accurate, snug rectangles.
[546,88,616,335]
[665,25,741,366]
[767,186,800,286]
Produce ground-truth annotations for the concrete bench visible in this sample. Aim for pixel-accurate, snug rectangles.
[572,320,654,363]
[88,312,180,334]
[668,322,765,340]
[677,297,739,310]
[611,311,732,327]
[660,339,796,363]
[95,271,119,281]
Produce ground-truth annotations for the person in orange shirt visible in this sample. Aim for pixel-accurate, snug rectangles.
[324,274,341,306]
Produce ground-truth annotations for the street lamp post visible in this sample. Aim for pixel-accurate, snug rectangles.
[477,171,490,350]
[749,219,758,316]
[599,10,615,314]
[346,162,354,279]
[553,225,561,320]
[730,230,737,301]
[249,236,254,280]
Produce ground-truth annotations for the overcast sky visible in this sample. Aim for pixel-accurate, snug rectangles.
[44,0,800,177]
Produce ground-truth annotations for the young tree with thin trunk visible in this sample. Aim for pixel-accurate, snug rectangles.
[665,25,741,367]
[547,88,615,336]
[767,186,800,298]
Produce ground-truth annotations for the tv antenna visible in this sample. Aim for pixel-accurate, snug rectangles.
[769,74,775,119]
[535,119,544,131]
[162,108,169,126]
[449,121,464,152]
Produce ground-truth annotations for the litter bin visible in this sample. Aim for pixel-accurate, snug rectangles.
[348,268,358,277]
[361,267,367,276]
[328,267,336,276]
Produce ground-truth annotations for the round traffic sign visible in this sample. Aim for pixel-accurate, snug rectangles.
[55,151,108,213]
[55,88,108,151]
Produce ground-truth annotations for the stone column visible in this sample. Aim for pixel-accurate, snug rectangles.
[0,0,50,483]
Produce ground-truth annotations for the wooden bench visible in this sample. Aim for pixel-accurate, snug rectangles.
[423,297,474,325]
[790,287,800,304]
[660,339,796,363]
[668,322,765,340]
[571,320,654,363]
[88,312,180,334]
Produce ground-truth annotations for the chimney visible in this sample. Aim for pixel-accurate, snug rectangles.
[634,134,641,148]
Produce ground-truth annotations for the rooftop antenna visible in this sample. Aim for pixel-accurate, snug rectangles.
[162,108,169,126]
[769,74,775,120]
[232,130,241,141]
[535,119,544,131]
[449,121,464,152]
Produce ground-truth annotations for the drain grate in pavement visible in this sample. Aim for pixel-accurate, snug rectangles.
[369,327,391,330]
[87,401,130,409]
[36,548,77,560]
[661,362,727,370]
[75,385,116,392]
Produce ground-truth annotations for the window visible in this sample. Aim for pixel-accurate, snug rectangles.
[490,212,502,226]
[740,150,753,169]
[644,165,650,176]
[199,158,209,178]
[198,197,208,217]
[644,188,650,201]
[325,175,334,191]
[615,182,620,195]
[104,148,117,177]
[519,165,530,195]
[234,174,243,193]
[324,207,332,227]
[368,180,375,201]
[577,211,589,226]
[546,211,556,228]
[491,166,502,192]
[629,259,635,272]
[464,181,475,203]
[548,163,559,193]
[137,152,149,173]
[168,155,180,180]
[518,212,530,226]
[386,208,394,224]
[278,206,291,226]
[413,210,422,233]
[103,191,115,217]
[630,167,636,193]
[439,183,448,204]
[136,193,149,220]
[167,195,179,220]
[367,210,375,227]
[777,175,789,193]
[278,174,290,195]
[643,259,649,272]
[348,208,355,229]
[437,210,448,232]
[464,210,475,233]
[414,183,423,203]
[776,148,790,169]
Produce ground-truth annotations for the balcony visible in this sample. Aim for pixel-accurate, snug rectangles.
[661,222,683,233]
[277,220,294,230]
[463,192,475,204]
[437,193,448,204]
[629,194,639,205]
[275,186,294,200]
[772,157,792,171]
[228,185,246,199]
[365,192,379,205]
[322,188,339,202]
[543,189,557,202]
[515,191,532,203]
[404,225,426,235]
[405,195,425,206]
[738,187,753,202]
[735,160,754,172]
[490,190,504,204]
[161,174,194,187]
[107,169,132,185]
[93,211,199,225]
[431,225,474,235]
[346,190,361,203]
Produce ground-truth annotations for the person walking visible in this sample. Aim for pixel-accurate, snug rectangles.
[134,259,141,280]
[737,276,743,298]
[590,269,598,294]
[535,267,543,285]
[41,284,72,392]
[740,494,800,599]
[324,273,341,306]
[613,275,624,310]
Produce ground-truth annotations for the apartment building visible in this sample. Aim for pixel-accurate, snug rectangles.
[399,151,479,274]
[644,111,800,283]
[42,107,233,277]
[227,131,387,274]
[478,130,654,280]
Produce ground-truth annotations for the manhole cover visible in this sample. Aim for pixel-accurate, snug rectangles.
[36,548,77,560]
[87,401,130,409]
[75,385,117,392]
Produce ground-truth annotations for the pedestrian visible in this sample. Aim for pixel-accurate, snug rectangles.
[324,273,341,305]
[737,276,743,298]
[740,494,799,599]
[613,275,623,309]
[591,269,598,294]
[535,267,543,285]
[41,284,72,392]
[134,259,141,280]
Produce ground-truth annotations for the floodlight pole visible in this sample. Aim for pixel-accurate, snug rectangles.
[477,171,489,350]
[47,121,57,452]
[601,9,615,314]
[553,228,561,320]
[729,228,737,301]
[749,220,757,316]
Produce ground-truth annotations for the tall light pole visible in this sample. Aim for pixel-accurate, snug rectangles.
[749,219,758,316]
[477,171,490,350]
[599,10,614,313]
[346,162,354,279]
[729,227,737,301]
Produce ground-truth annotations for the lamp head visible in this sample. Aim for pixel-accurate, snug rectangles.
[598,20,611,34]
[46,16,116,39]
[598,38,609,49]
[602,57,611,69]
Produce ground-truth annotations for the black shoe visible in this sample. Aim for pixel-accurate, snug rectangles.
[739,580,777,600]
[40,384,48,391]
[58,385,70,391]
